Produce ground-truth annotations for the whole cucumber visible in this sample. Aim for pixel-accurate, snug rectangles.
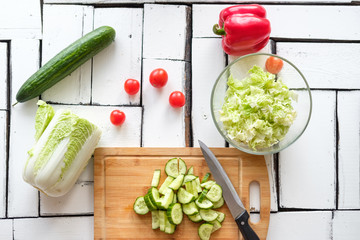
[16,26,116,103]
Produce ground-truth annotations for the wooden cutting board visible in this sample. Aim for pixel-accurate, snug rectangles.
[94,147,270,240]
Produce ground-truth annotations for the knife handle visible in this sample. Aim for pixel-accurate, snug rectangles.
[235,211,260,240]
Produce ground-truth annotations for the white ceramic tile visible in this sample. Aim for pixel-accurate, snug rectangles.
[8,39,40,218]
[333,211,360,240]
[0,0,41,39]
[143,4,190,60]
[193,5,360,40]
[277,43,360,89]
[0,111,6,218]
[0,219,12,240]
[14,216,93,240]
[45,0,153,3]
[279,91,336,209]
[41,5,94,104]
[0,43,7,110]
[142,59,186,147]
[338,91,360,209]
[92,8,143,106]
[265,154,278,212]
[267,211,332,239]
[191,38,225,147]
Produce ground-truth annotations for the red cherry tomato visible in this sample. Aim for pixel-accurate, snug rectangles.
[169,91,186,108]
[149,68,168,88]
[110,110,126,126]
[124,79,140,95]
[265,56,284,74]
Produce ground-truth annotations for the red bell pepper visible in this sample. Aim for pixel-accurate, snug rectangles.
[213,4,271,56]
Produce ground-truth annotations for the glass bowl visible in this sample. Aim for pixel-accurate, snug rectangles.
[211,53,312,155]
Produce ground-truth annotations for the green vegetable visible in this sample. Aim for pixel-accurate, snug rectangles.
[220,65,297,149]
[15,26,116,103]
[23,101,101,197]
[34,100,55,141]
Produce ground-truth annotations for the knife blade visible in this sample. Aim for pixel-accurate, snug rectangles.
[198,140,260,240]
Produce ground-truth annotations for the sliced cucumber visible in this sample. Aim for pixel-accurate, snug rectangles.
[159,176,174,194]
[161,188,174,209]
[133,196,149,215]
[178,158,187,175]
[187,166,194,175]
[198,223,213,240]
[195,177,203,193]
[169,174,184,190]
[167,203,183,225]
[199,209,218,222]
[185,181,198,198]
[165,158,179,178]
[148,187,160,205]
[201,173,211,183]
[173,194,177,204]
[159,210,166,231]
[200,180,216,190]
[206,184,223,203]
[144,194,157,211]
[198,189,208,203]
[182,201,199,216]
[188,213,202,223]
[192,180,199,198]
[213,197,224,209]
[151,169,161,187]
[164,217,176,234]
[216,211,225,223]
[177,187,195,204]
[151,211,160,229]
[195,198,214,209]
[209,220,222,233]
[184,174,197,184]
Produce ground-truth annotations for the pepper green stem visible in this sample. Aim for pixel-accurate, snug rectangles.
[213,24,226,36]
[12,101,19,107]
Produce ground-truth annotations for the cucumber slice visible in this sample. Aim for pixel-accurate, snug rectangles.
[184,174,197,184]
[185,181,198,198]
[169,174,184,190]
[144,193,157,211]
[167,203,183,225]
[159,210,166,231]
[187,166,194,175]
[161,188,174,209]
[195,198,214,209]
[201,173,211,183]
[213,197,224,209]
[151,211,160,229]
[198,223,213,240]
[164,217,176,234]
[173,194,177,204]
[199,209,218,222]
[165,158,179,178]
[192,180,199,198]
[195,177,203,193]
[151,169,161,187]
[133,196,149,215]
[216,211,225,223]
[209,220,222,233]
[188,213,203,223]
[177,187,195,204]
[182,201,199,216]
[206,184,223,202]
[198,189,208,203]
[178,158,187,175]
[200,180,216,190]
[159,176,174,194]
[148,187,160,205]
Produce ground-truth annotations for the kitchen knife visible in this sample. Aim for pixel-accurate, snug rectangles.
[198,140,260,240]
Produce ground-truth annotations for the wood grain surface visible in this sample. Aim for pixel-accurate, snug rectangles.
[94,147,270,240]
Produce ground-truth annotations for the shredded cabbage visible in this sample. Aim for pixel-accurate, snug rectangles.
[220,65,297,150]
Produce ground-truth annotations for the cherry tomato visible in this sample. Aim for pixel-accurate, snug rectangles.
[265,56,284,74]
[169,91,186,108]
[110,110,126,126]
[149,68,168,88]
[124,79,140,95]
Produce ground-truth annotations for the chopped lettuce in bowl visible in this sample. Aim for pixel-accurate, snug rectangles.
[220,65,298,150]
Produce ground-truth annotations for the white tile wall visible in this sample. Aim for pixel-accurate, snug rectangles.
[0,111,7,218]
[333,211,360,240]
[0,43,7,110]
[0,219,12,240]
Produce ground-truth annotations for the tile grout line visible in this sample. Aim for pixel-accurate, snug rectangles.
[335,91,339,210]
[140,3,145,147]
[5,40,11,220]
[185,4,193,147]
